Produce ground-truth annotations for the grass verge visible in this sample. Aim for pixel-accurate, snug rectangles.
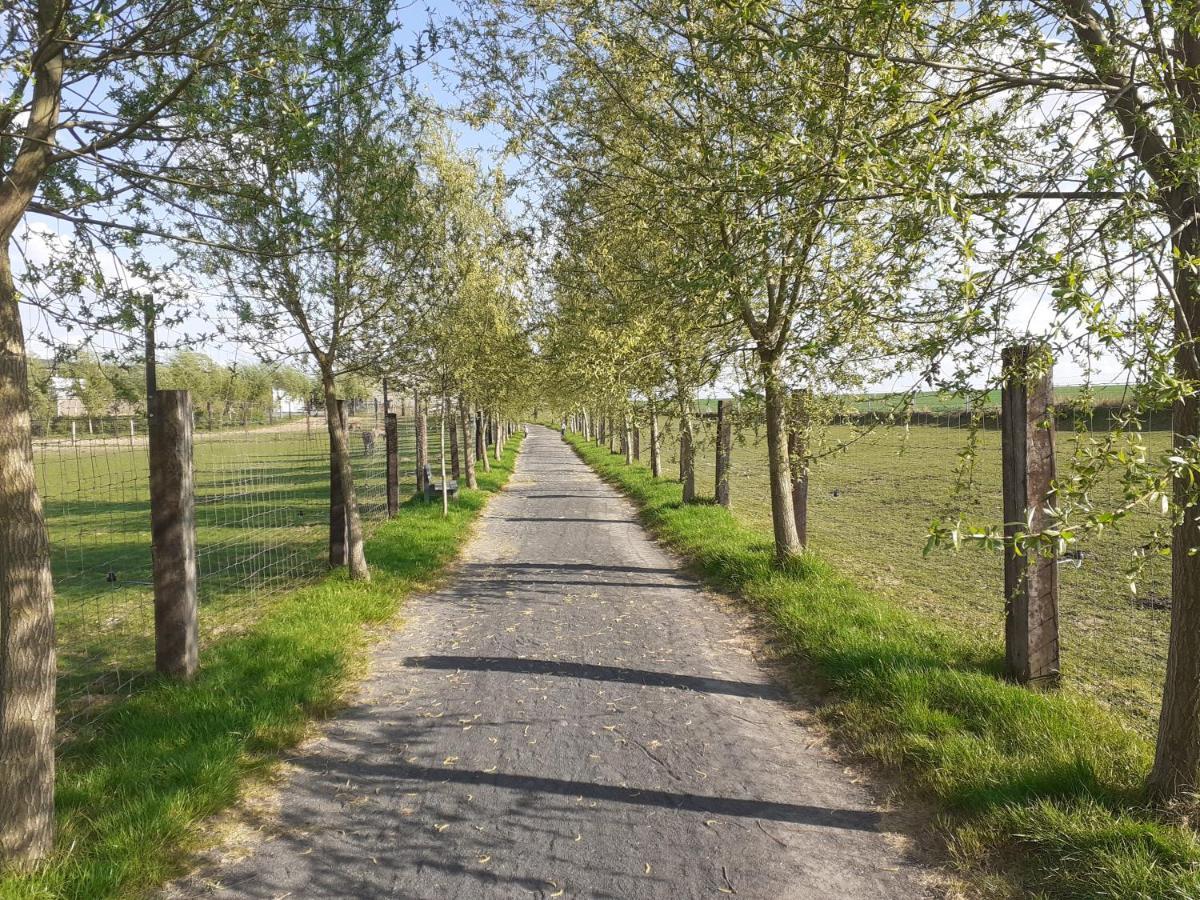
[565,432,1198,900]
[0,436,522,900]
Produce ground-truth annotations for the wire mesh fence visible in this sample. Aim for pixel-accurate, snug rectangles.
[37,405,418,736]
[619,405,1171,735]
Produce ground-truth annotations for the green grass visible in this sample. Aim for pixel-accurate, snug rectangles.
[642,421,1171,735]
[37,417,418,727]
[566,431,1200,899]
[0,435,521,900]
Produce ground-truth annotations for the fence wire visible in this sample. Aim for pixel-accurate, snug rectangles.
[619,408,1170,735]
[36,406,418,736]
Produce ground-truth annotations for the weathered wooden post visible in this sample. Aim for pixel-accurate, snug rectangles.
[385,413,399,518]
[716,400,732,507]
[330,399,347,566]
[1001,343,1060,685]
[149,389,198,679]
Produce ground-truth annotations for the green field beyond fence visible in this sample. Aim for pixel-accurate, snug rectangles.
[640,415,1170,734]
[36,410,418,735]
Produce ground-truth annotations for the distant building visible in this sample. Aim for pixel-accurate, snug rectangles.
[50,376,136,418]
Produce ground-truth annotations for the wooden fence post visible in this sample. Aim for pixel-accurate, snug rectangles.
[716,400,732,507]
[330,399,347,567]
[1001,343,1060,685]
[149,389,198,679]
[385,412,399,518]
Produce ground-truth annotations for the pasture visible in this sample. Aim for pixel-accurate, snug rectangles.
[649,418,1171,733]
[33,415,416,730]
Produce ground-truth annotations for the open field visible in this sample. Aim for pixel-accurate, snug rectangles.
[34,414,419,731]
[643,419,1171,734]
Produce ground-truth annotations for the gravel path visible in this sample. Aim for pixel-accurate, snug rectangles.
[169,426,930,899]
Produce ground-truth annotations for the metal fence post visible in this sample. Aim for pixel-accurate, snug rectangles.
[1001,343,1060,685]
[149,389,198,679]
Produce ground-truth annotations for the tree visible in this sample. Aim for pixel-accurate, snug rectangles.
[466,0,955,560]
[898,0,1200,805]
[0,0,290,867]
[189,0,424,581]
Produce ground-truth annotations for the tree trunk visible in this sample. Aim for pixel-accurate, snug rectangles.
[494,412,502,461]
[476,410,491,473]
[623,413,633,464]
[448,394,461,479]
[0,244,56,868]
[787,429,808,548]
[680,425,695,501]
[323,375,368,581]
[716,400,732,508]
[649,402,661,478]
[1151,206,1200,800]
[459,396,478,489]
[414,390,428,493]
[762,353,802,562]
[439,403,449,518]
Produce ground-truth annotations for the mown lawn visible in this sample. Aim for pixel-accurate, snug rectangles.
[570,431,1197,900]
[0,435,520,900]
